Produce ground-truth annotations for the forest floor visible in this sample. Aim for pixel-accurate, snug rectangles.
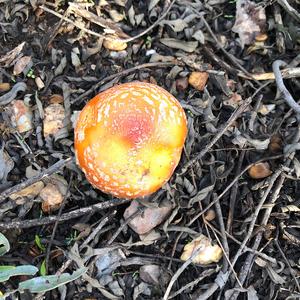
[0,0,300,299]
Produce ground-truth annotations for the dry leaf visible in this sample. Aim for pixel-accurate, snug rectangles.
[13,56,32,75]
[148,0,160,11]
[204,209,216,221]
[35,77,45,90]
[180,234,223,265]
[188,71,209,91]
[223,93,242,108]
[49,94,64,104]
[232,0,266,48]
[0,146,14,182]
[139,265,161,286]
[128,5,135,26]
[0,83,11,92]
[258,104,276,115]
[149,53,176,63]
[71,52,81,68]
[192,30,205,44]
[268,135,282,153]
[109,10,125,22]
[72,223,91,240]
[255,33,268,42]
[248,162,272,179]
[176,77,189,92]
[54,56,67,76]
[103,37,127,51]
[281,205,300,213]
[124,200,172,235]
[0,42,25,67]
[160,38,198,53]
[40,183,64,213]
[10,181,44,200]
[43,103,65,137]
[10,100,33,133]
[160,19,188,32]
[232,130,270,150]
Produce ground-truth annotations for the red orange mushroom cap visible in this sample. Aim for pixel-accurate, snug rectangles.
[74,81,187,199]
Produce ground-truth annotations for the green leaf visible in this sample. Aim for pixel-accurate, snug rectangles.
[40,259,46,276]
[0,233,10,256]
[0,266,15,271]
[35,235,45,252]
[18,267,87,293]
[0,265,38,282]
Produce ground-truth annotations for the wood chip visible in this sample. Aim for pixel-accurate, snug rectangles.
[10,181,44,200]
[180,234,223,265]
[248,162,272,179]
[40,183,64,213]
[188,71,209,91]
[10,100,33,133]
[0,83,11,92]
[103,37,127,51]
[43,103,65,137]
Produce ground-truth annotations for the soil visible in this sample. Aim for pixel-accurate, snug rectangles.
[0,0,300,299]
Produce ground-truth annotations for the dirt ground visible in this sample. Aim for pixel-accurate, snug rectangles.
[0,0,300,299]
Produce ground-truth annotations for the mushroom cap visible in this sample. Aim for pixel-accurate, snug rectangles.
[74,81,187,199]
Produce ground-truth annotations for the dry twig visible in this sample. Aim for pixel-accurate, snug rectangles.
[229,126,300,299]
[0,198,130,229]
[181,98,252,173]
[71,62,176,104]
[44,174,74,273]
[0,157,72,203]
[272,60,300,115]
[42,0,176,43]
[277,0,300,22]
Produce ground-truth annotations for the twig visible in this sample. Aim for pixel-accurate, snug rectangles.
[40,5,104,39]
[80,212,116,249]
[42,0,176,43]
[71,62,176,104]
[272,60,300,114]
[228,173,284,300]
[0,198,130,229]
[44,174,74,273]
[201,169,281,300]
[180,98,252,173]
[249,95,263,132]
[203,46,238,76]
[274,237,300,292]
[214,197,230,272]
[0,157,72,203]
[163,241,211,300]
[169,269,216,299]
[277,0,300,22]
[226,151,245,233]
[107,208,144,245]
[45,7,71,50]
[247,67,300,81]
[185,154,283,226]
[209,223,242,288]
[53,212,117,280]
[208,223,277,264]
[229,126,300,300]
[68,2,129,39]
[122,0,176,43]
[273,4,286,53]
[192,11,261,85]
[229,170,281,270]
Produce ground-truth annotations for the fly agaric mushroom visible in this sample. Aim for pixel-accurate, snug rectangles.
[74,81,187,199]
